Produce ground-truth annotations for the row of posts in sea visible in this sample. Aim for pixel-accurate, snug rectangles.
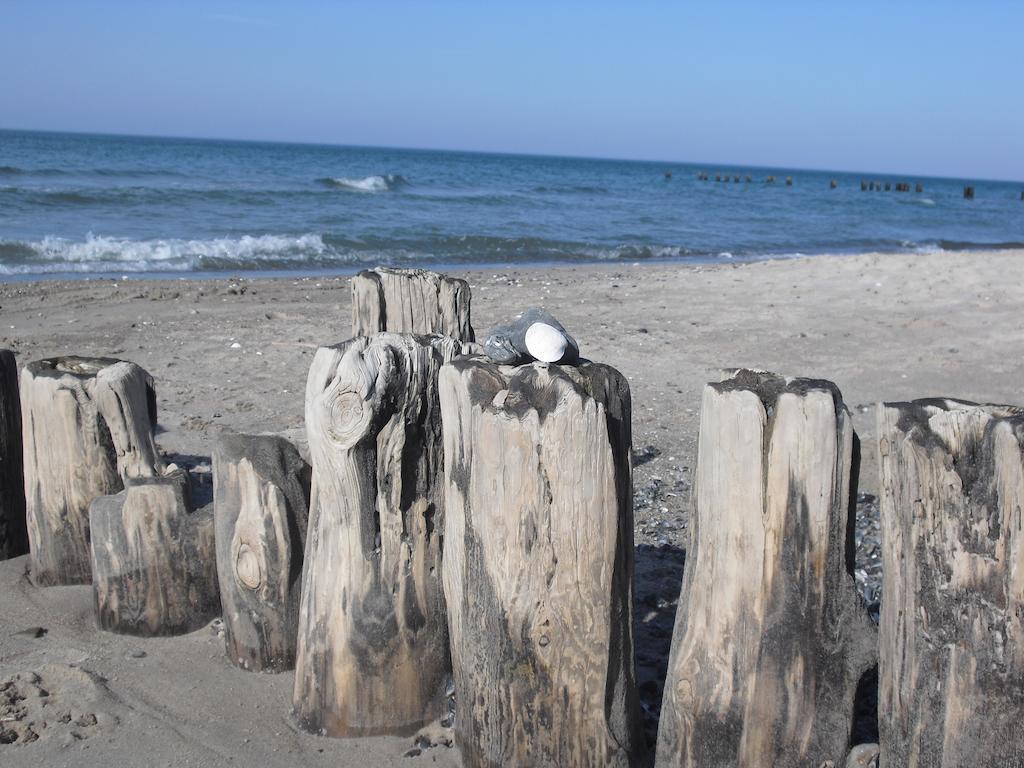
[674,170,1023,199]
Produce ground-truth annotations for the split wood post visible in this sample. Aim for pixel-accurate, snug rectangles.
[214,432,310,672]
[439,357,646,768]
[293,332,464,737]
[89,469,219,636]
[1,350,28,560]
[877,399,1024,767]
[655,369,876,768]
[21,356,163,585]
[351,267,474,342]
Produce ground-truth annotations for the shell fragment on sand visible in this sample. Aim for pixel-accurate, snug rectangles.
[482,308,579,365]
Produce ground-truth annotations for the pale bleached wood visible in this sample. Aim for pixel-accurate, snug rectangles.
[1,349,28,560]
[89,469,219,636]
[293,332,464,736]
[21,356,163,586]
[351,268,474,341]
[439,356,645,768]
[214,432,310,672]
[656,369,876,768]
[877,398,1024,767]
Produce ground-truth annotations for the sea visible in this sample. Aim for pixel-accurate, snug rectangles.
[1,129,1022,279]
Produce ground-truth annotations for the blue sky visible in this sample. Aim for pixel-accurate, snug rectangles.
[2,1,1021,179]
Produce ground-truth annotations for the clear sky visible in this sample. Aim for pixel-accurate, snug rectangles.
[2,1,1021,179]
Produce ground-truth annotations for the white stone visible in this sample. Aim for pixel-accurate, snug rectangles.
[524,322,568,363]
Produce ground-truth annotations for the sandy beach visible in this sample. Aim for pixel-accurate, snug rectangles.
[2,249,1022,766]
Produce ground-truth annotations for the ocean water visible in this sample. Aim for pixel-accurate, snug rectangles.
[1,129,1022,278]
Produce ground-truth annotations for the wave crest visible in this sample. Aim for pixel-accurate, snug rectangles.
[0,233,332,274]
[319,174,406,192]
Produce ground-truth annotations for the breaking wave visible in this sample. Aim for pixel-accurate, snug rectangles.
[318,174,406,192]
[0,233,334,275]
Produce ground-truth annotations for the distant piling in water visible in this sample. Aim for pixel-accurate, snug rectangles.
[664,171,672,179]
[785,176,793,186]
[861,180,868,191]
[964,185,975,199]
[830,179,837,189]
[884,182,891,191]
[766,175,776,184]
[916,183,924,193]
[745,175,752,183]
[733,175,740,183]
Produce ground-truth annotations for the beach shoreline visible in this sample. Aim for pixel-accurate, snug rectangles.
[2,247,1022,765]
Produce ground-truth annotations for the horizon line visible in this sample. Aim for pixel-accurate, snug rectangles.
[1,125,1020,185]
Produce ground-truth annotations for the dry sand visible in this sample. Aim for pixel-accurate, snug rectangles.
[1,249,1022,765]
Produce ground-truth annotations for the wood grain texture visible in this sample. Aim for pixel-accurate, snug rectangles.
[214,432,310,672]
[351,268,474,342]
[0,350,28,560]
[877,398,1024,767]
[294,333,464,736]
[656,369,876,768]
[89,469,219,636]
[439,356,645,768]
[21,356,162,586]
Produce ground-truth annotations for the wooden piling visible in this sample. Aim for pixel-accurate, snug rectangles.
[214,432,311,672]
[90,470,219,636]
[440,356,646,767]
[656,369,876,767]
[294,333,465,737]
[964,185,975,199]
[351,267,474,342]
[877,399,1024,767]
[21,356,162,585]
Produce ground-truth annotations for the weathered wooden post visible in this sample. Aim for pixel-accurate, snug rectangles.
[0,350,27,560]
[916,183,924,193]
[861,180,868,191]
[831,178,838,189]
[214,432,311,671]
[884,182,891,191]
[656,369,876,768]
[21,356,163,585]
[964,185,975,199]
[89,469,219,636]
[877,398,1024,767]
[294,333,463,737]
[351,267,474,342]
[785,175,793,186]
[440,356,646,767]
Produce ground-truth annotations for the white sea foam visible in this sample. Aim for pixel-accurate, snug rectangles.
[325,174,404,192]
[0,233,330,274]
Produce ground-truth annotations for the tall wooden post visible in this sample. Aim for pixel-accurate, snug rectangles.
[656,369,876,767]
[351,267,474,342]
[214,432,310,671]
[877,398,1024,767]
[294,333,464,737]
[21,357,162,585]
[439,357,646,767]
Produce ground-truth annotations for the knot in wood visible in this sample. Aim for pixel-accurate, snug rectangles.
[325,389,369,446]
[235,542,263,590]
